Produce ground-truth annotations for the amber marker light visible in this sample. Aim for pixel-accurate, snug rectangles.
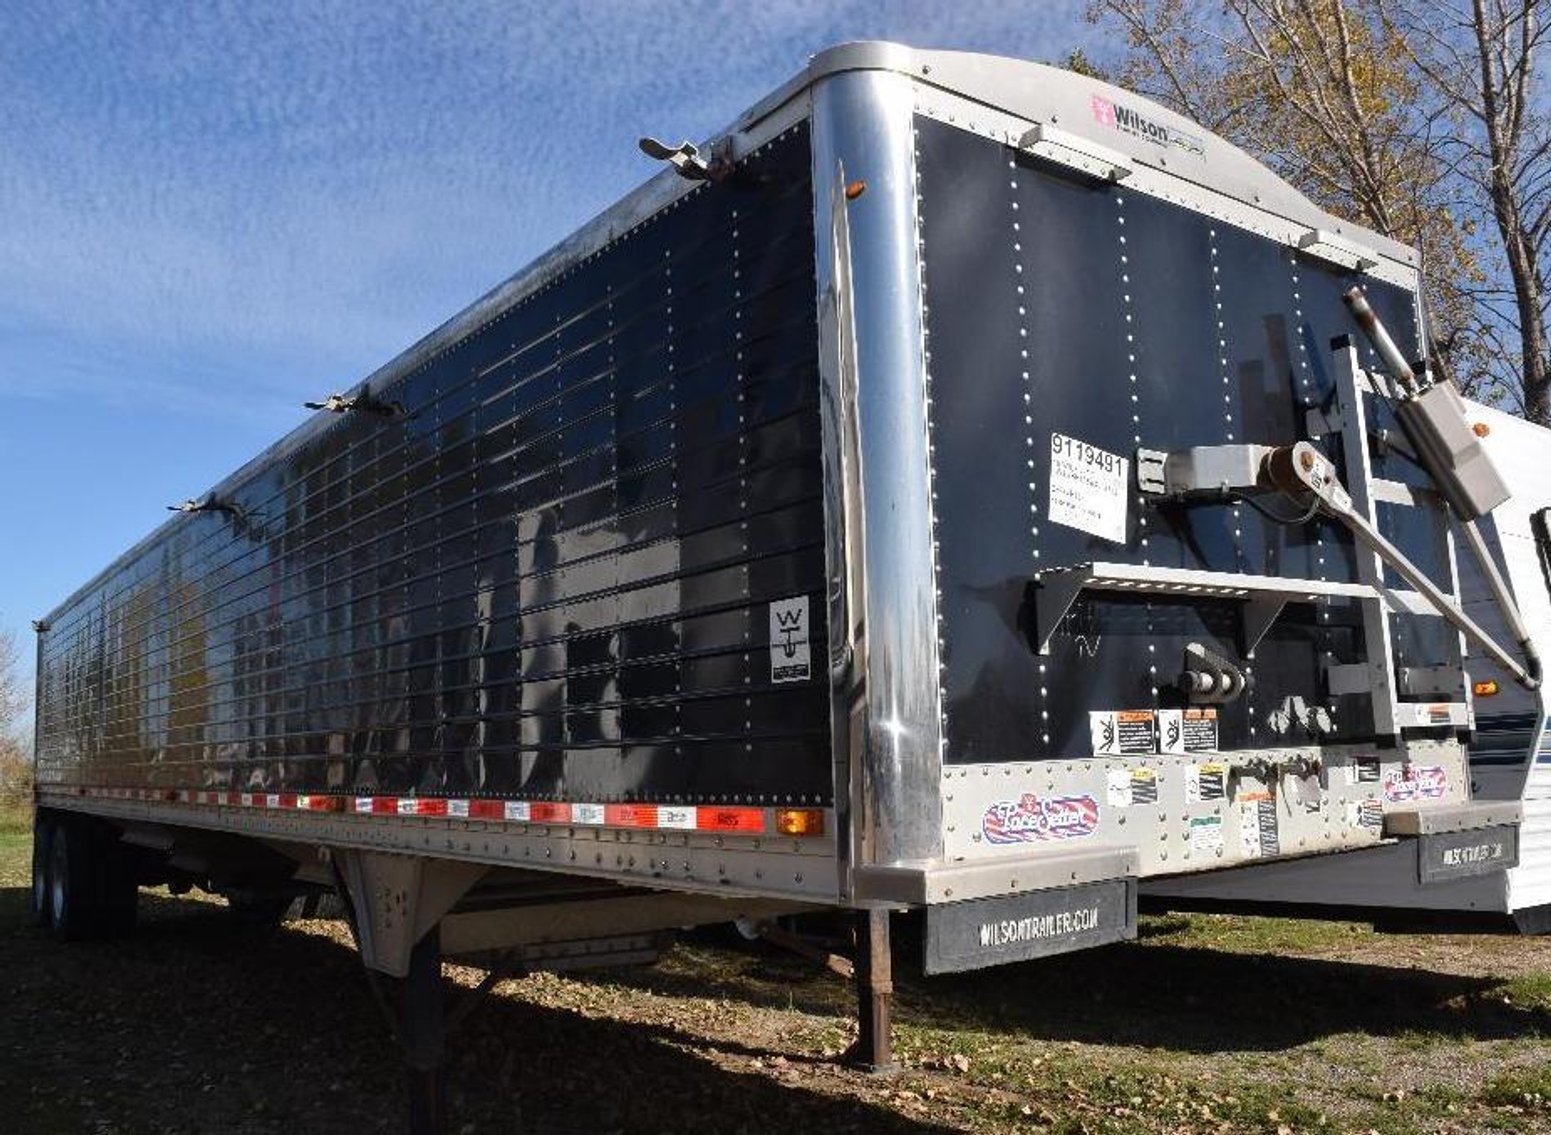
[844,180,867,200]
[775,808,825,836]
[1474,679,1500,697]
[1473,421,1491,437]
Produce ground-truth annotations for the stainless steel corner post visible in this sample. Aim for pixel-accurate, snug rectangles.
[812,67,946,884]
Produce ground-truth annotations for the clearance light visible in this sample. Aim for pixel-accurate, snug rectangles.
[1473,421,1491,437]
[1474,679,1500,697]
[775,808,825,837]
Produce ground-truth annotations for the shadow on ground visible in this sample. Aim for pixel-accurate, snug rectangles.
[601,914,1551,1054]
[0,886,956,1135]
[4,883,1549,1133]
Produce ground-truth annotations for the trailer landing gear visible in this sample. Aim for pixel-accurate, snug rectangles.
[403,929,447,1135]
[847,908,896,1074]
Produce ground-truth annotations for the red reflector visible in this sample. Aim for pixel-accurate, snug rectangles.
[469,799,505,819]
[529,802,572,824]
[697,807,766,833]
[606,804,658,828]
[371,797,398,814]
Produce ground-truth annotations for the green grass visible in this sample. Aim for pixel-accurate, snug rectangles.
[1138,910,1375,953]
[0,800,30,847]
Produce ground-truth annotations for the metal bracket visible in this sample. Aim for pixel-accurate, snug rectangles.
[638,136,736,182]
[1017,123,1132,183]
[304,391,407,418]
[1241,596,1287,658]
[1398,664,1465,698]
[1298,228,1379,272]
[1032,562,1374,656]
[335,850,487,977]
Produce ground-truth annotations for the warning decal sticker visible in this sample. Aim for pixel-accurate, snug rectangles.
[1190,815,1224,855]
[1158,708,1220,754]
[1185,762,1227,803]
[1107,766,1160,808]
[1048,433,1129,544]
[1091,710,1155,755]
[768,596,811,683]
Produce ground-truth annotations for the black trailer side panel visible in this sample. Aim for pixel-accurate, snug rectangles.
[914,117,1437,764]
[35,125,832,807]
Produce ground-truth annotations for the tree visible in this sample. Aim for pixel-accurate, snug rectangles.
[1090,0,1548,422]
[1381,0,1551,424]
[0,628,31,802]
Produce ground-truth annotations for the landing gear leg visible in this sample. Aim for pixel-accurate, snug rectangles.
[404,926,447,1135]
[848,908,896,1073]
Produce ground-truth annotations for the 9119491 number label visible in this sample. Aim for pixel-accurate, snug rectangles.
[1048,432,1129,544]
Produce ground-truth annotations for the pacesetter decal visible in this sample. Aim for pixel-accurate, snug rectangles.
[982,793,1100,844]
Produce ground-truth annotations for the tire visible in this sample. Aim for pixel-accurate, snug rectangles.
[30,813,54,928]
[47,817,90,941]
[46,816,139,942]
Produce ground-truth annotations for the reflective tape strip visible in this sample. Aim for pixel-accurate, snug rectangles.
[67,787,771,835]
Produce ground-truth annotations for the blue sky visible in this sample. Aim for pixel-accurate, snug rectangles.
[0,1,1100,694]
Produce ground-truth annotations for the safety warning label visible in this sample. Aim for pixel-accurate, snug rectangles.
[1157,708,1220,754]
[1048,433,1129,544]
[1186,762,1228,803]
[1106,766,1160,807]
[1091,710,1155,755]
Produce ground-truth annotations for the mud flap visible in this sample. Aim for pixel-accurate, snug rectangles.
[923,877,1137,975]
[1418,824,1518,885]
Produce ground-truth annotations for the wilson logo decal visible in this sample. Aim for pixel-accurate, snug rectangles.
[1091,94,1204,157]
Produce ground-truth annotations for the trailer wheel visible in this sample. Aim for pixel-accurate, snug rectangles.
[30,813,54,928]
[45,816,136,941]
[47,818,91,941]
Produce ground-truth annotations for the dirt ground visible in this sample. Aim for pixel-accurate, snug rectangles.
[3,811,1551,1135]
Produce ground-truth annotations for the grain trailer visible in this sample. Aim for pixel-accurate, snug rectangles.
[29,41,1538,1131]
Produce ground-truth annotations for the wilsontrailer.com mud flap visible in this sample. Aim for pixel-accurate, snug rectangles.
[1389,802,1521,885]
[1417,825,1518,884]
[923,877,1138,974]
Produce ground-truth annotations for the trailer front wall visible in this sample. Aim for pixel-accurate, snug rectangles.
[35,125,833,809]
[912,116,1446,765]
